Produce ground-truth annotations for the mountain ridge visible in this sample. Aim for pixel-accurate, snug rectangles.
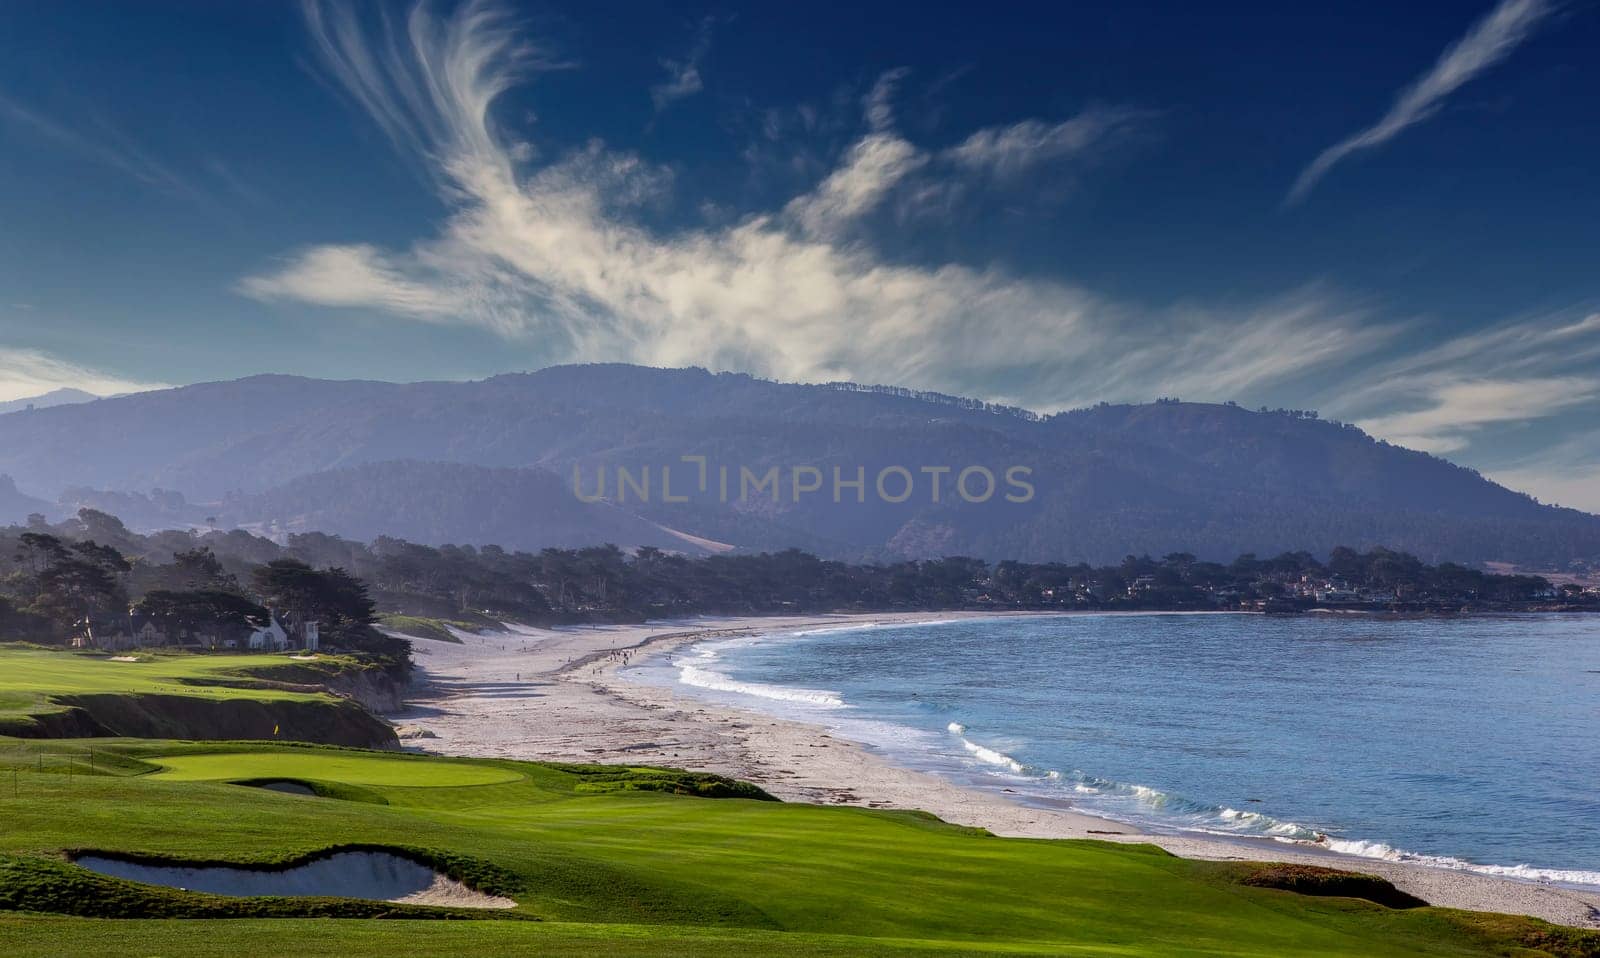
[1,364,1593,567]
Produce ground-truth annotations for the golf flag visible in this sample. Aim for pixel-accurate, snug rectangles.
[273,724,280,737]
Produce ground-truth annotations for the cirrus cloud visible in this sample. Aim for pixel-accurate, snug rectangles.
[244,0,1394,413]
[0,346,167,403]
[1287,0,1555,206]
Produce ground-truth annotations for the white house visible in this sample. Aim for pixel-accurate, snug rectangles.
[247,616,290,652]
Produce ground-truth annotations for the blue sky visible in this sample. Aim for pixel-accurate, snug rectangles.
[1,0,1598,510]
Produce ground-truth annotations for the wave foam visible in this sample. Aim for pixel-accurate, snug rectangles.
[943,725,1029,775]
[1315,838,1600,886]
[959,738,1026,774]
[671,627,1600,891]
[1054,773,1600,888]
[672,639,845,709]
[677,665,845,708]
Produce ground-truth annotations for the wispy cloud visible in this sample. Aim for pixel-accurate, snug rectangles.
[1356,377,1598,454]
[783,123,926,237]
[245,2,1403,412]
[862,67,910,132]
[1328,311,1600,453]
[0,90,273,209]
[0,346,167,403]
[0,94,202,199]
[240,244,466,319]
[650,17,715,113]
[945,108,1150,181]
[1286,0,1554,206]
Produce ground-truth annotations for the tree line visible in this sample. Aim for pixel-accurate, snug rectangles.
[0,510,405,670]
[0,509,1585,666]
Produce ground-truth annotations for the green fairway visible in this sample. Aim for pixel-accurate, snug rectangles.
[0,648,325,713]
[0,647,397,747]
[147,751,524,786]
[0,740,1593,957]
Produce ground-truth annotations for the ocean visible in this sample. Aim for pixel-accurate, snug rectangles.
[627,612,1600,887]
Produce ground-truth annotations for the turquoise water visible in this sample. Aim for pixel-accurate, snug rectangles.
[630,613,1600,886]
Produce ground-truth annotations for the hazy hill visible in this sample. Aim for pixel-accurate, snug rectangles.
[222,460,719,555]
[0,387,98,417]
[0,475,52,520]
[0,365,1593,566]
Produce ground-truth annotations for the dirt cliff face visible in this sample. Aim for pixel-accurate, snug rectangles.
[320,669,407,714]
[241,661,410,715]
[3,693,398,750]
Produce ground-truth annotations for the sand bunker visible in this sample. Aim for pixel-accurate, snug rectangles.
[73,850,516,909]
[249,780,318,796]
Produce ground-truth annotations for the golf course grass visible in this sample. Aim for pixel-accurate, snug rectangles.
[146,751,523,787]
[0,646,396,747]
[1,739,1596,956]
[0,647,325,707]
[375,615,477,643]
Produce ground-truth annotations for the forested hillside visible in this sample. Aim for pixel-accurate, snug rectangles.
[0,365,1594,566]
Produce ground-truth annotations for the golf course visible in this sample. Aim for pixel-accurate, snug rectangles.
[0,646,1596,956]
[0,733,1595,956]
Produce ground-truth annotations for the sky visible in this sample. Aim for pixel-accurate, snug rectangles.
[1,0,1598,510]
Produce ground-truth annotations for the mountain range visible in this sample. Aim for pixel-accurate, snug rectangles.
[0,364,1594,567]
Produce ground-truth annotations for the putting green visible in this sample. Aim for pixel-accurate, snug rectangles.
[148,752,524,787]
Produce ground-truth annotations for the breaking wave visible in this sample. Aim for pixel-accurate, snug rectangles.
[958,737,1026,774]
[1316,839,1600,887]
[674,638,845,709]
[654,617,1600,892]
[943,724,1600,888]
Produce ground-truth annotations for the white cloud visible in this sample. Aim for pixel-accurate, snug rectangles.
[0,347,167,403]
[651,60,702,112]
[1330,311,1600,456]
[784,133,926,237]
[240,244,466,320]
[1357,377,1598,450]
[1287,0,1554,205]
[862,67,909,132]
[650,17,714,112]
[946,108,1148,181]
[247,1,1392,413]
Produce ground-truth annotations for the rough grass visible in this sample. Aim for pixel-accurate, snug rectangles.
[1228,862,1429,909]
[558,763,777,801]
[231,778,391,805]
[0,740,1596,956]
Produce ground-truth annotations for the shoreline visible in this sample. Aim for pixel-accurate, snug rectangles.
[391,611,1600,929]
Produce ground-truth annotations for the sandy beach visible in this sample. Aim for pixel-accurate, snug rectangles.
[391,613,1600,929]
